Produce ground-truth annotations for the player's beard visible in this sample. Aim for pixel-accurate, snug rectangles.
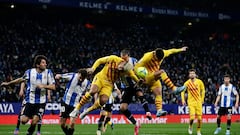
[38,66,46,72]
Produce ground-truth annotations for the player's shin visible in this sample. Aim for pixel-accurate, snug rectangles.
[76,92,92,110]
[98,114,106,130]
[88,99,102,112]
[217,117,221,127]
[104,117,111,127]
[160,72,176,90]
[61,125,68,135]
[27,124,36,135]
[37,120,41,132]
[197,116,202,132]
[68,128,74,135]
[139,96,150,112]
[189,115,194,128]
[122,109,137,125]
[155,95,162,111]
[227,119,231,130]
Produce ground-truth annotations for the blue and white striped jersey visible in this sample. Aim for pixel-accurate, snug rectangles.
[62,73,91,107]
[120,57,138,89]
[218,83,238,107]
[23,68,55,104]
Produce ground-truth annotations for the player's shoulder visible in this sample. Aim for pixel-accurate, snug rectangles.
[130,57,138,61]
[144,51,153,56]
[196,78,204,84]
[229,83,236,89]
[45,68,54,74]
[25,68,32,73]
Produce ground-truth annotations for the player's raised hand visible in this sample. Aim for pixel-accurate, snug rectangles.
[1,82,9,86]
[181,46,188,51]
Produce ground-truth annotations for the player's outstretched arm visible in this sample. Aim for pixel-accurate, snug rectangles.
[1,77,25,87]
[164,46,188,57]
[91,56,110,72]
[36,84,56,91]
[235,92,239,108]
[214,95,221,107]
[19,82,25,97]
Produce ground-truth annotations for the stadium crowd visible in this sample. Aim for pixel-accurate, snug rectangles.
[0,17,239,105]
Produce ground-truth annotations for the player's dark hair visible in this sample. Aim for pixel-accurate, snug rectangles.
[121,49,130,56]
[33,55,47,68]
[155,48,164,60]
[78,69,88,79]
[224,74,231,78]
[188,69,196,73]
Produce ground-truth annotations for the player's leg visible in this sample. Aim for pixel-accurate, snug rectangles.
[70,75,102,118]
[188,105,196,135]
[36,120,42,135]
[151,81,167,117]
[14,103,24,135]
[151,70,185,94]
[66,104,77,135]
[14,113,21,135]
[120,87,138,125]
[196,105,203,135]
[214,108,223,134]
[68,117,76,135]
[26,115,39,135]
[20,103,31,125]
[60,117,68,135]
[75,74,101,111]
[226,107,232,135]
[60,102,69,135]
[27,104,45,135]
[97,110,107,134]
[120,87,140,135]
[135,90,152,120]
[80,84,112,119]
[103,104,113,131]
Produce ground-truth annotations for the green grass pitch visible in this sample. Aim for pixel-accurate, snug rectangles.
[0,123,239,135]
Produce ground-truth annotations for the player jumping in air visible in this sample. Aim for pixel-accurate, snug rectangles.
[134,47,188,117]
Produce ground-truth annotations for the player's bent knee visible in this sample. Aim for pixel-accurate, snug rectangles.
[32,115,40,125]
[20,116,29,124]
[89,84,99,95]
[120,104,128,111]
[99,95,109,106]
[60,118,67,125]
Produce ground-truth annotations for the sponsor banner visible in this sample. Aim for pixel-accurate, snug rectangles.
[1,103,240,115]
[3,0,238,20]
[0,114,240,125]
